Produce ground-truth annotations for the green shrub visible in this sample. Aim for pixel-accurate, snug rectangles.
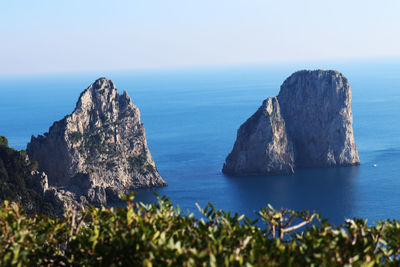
[0,142,56,217]
[128,155,155,174]
[128,155,147,169]
[0,194,400,266]
[0,136,8,147]
[70,131,83,143]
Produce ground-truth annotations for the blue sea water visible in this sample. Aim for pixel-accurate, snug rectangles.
[0,60,399,225]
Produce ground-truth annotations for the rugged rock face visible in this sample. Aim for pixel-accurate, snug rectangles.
[27,78,167,206]
[223,70,360,176]
[278,70,360,167]
[222,97,294,175]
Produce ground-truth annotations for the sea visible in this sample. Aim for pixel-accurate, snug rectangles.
[1,59,399,225]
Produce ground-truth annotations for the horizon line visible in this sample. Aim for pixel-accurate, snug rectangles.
[1,55,400,78]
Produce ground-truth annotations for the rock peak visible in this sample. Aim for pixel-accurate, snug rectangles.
[27,78,167,207]
[92,77,115,90]
[293,69,341,75]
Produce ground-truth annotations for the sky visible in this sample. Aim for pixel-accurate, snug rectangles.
[1,0,400,75]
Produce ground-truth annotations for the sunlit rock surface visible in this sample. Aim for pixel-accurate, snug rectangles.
[27,78,167,206]
[223,70,360,176]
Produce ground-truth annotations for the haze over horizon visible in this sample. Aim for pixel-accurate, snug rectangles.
[1,0,400,75]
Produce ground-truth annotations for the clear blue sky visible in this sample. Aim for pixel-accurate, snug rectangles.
[1,0,399,75]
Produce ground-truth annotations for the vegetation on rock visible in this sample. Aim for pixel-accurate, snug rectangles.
[70,131,83,143]
[128,155,155,174]
[0,136,8,147]
[0,136,56,217]
[1,194,399,266]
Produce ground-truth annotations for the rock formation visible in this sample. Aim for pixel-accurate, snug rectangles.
[27,78,167,206]
[223,70,360,176]
[222,97,294,176]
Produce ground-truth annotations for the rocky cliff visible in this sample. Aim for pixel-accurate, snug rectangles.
[223,70,360,176]
[222,97,294,175]
[27,78,167,206]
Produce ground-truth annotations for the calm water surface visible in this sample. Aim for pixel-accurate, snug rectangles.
[1,61,399,224]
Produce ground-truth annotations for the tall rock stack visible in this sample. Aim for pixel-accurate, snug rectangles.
[27,78,167,205]
[277,70,360,168]
[223,70,360,176]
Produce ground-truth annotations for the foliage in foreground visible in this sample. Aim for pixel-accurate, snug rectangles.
[1,195,400,266]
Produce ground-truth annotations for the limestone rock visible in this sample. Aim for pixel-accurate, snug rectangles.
[277,70,360,167]
[27,78,167,206]
[30,170,49,192]
[30,170,76,216]
[222,97,294,175]
[223,70,360,176]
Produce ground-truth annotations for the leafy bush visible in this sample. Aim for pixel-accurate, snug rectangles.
[1,194,400,266]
